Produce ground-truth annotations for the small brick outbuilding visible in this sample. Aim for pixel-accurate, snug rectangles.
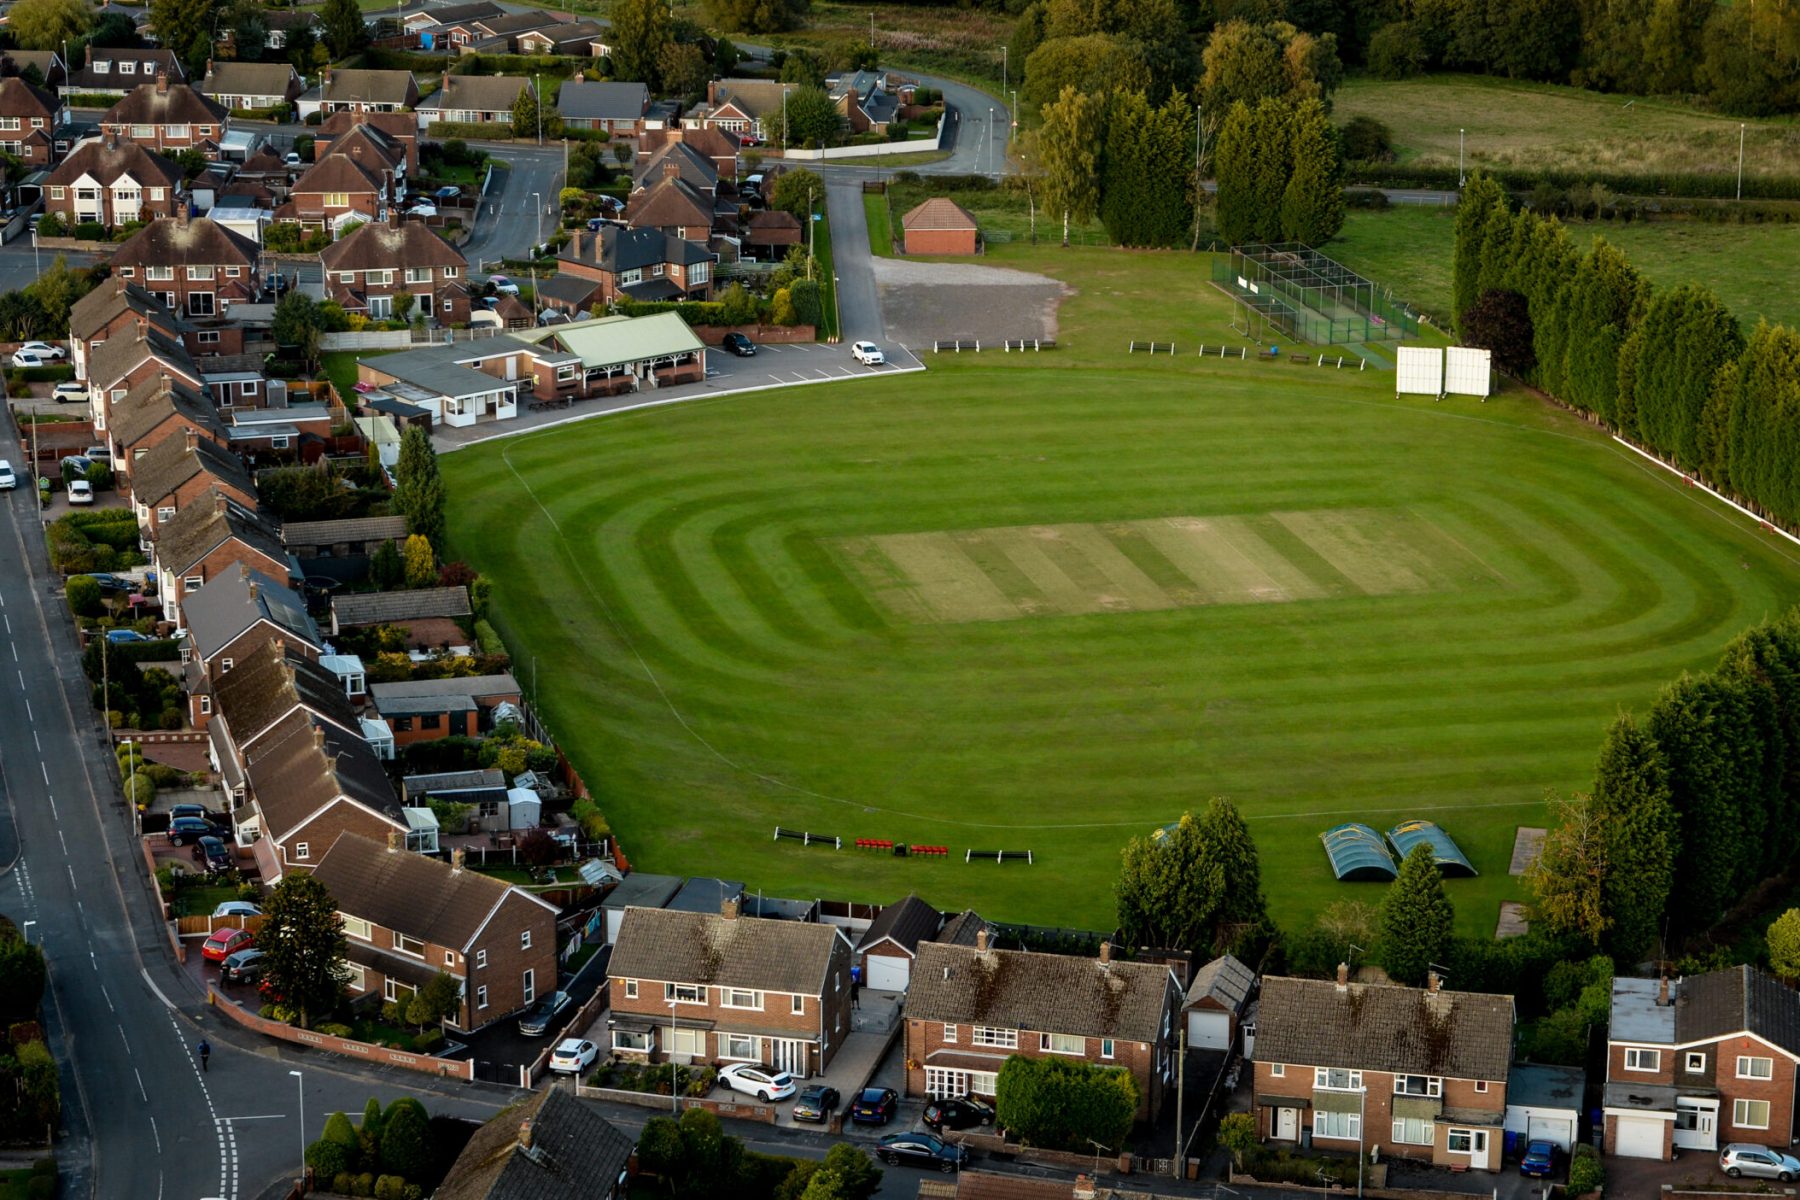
[901,197,979,255]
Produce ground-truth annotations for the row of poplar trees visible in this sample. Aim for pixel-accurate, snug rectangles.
[1214,97,1346,246]
[1532,608,1800,962]
[1453,173,1800,531]
[1036,85,1197,249]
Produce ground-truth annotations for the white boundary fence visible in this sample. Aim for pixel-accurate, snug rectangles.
[1613,436,1800,553]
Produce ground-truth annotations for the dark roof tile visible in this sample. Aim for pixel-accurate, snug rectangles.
[906,942,1176,1043]
[1255,975,1515,1081]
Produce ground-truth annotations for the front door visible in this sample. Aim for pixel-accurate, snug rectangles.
[1275,1107,1298,1141]
[1469,1129,1490,1170]
[770,1038,807,1077]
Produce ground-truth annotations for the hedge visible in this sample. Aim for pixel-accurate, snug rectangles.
[425,121,517,141]
[994,1055,1136,1153]
[1343,159,1800,201]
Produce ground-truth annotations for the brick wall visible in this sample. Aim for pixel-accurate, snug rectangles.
[904,1020,1165,1119]
[209,987,475,1079]
[904,227,977,256]
[1252,1064,1507,1171]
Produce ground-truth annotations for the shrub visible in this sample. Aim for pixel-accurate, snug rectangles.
[316,1022,354,1038]
[332,1174,354,1195]
[305,1137,352,1179]
[379,1097,432,1179]
[124,773,156,808]
[1339,116,1392,163]
[412,1028,444,1053]
[36,213,64,237]
[374,1176,407,1200]
[73,221,104,242]
[65,575,101,618]
[994,1056,1136,1153]
[352,1174,375,1198]
[1568,1144,1603,1195]
[26,1178,54,1200]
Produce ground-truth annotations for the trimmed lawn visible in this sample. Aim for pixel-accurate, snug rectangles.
[170,884,243,918]
[442,243,1800,937]
[1335,73,1800,182]
[1329,206,1800,332]
[320,351,364,405]
[864,192,895,257]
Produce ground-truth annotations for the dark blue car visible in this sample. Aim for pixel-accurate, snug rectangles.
[1519,1139,1557,1178]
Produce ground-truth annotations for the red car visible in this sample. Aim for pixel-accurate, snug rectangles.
[202,927,253,963]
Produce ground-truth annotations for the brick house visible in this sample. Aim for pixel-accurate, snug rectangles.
[315,111,419,174]
[606,900,855,1078]
[556,79,647,134]
[742,210,801,261]
[627,168,715,244]
[44,136,184,229]
[129,429,256,533]
[85,323,206,436]
[637,126,742,181]
[683,79,793,142]
[319,217,470,323]
[200,60,303,110]
[369,673,521,746]
[434,1087,633,1200]
[514,20,606,55]
[1604,967,1800,1160]
[903,936,1181,1119]
[312,832,557,1029]
[106,374,224,467]
[320,68,419,114]
[64,49,184,99]
[548,225,713,311]
[1252,969,1515,1172]
[282,152,391,232]
[401,0,504,47]
[179,566,320,725]
[901,198,979,256]
[0,75,66,166]
[418,73,532,128]
[98,74,229,157]
[67,278,183,382]
[855,894,943,992]
[208,641,368,804]
[154,494,292,628]
[282,515,408,579]
[0,50,68,90]
[110,214,260,318]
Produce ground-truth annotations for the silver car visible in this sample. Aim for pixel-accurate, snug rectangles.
[1721,1143,1800,1180]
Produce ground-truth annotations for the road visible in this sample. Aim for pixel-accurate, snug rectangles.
[0,413,513,1200]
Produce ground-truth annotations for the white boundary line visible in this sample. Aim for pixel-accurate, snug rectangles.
[1612,436,1800,551]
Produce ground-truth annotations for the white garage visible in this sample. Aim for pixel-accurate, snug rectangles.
[854,895,949,994]
[1183,954,1257,1053]
[1187,1007,1232,1051]
[1609,1113,1669,1159]
[865,953,910,992]
[1504,1063,1584,1153]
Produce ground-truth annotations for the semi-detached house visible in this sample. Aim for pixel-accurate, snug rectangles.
[319,217,469,323]
[606,900,854,1079]
[0,75,67,166]
[110,214,260,319]
[45,136,183,229]
[208,640,369,805]
[97,74,228,157]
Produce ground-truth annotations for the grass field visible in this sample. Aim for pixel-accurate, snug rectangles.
[1330,206,1800,331]
[1335,74,1800,181]
[442,242,1800,937]
[864,193,896,257]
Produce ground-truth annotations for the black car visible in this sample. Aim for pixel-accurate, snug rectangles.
[922,1095,995,1132]
[168,815,219,845]
[169,803,219,824]
[722,332,756,357]
[516,990,571,1037]
[791,1085,840,1123]
[82,572,132,593]
[849,1086,898,1125]
[192,835,232,873]
[877,1131,968,1173]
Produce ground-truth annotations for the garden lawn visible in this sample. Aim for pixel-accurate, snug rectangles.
[442,244,1800,939]
[1335,73,1800,182]
[1330,207,1800,332]
[864,192,896,257]
[320,352,364,406]
[0,1169,31,1200]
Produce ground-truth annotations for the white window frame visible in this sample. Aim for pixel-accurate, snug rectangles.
[1446,1128,1475,1154]
[1315,1068,1362,1090]
[443,951,455,966]
[1270,1063,1285,1077]
[1392,1116,1434,1145]
[665,982,704,1004]
[340,914,372,940]
[198,695,212,714]
[522,968,535,1004]
[665,1025,705,1056]
[520,929,531,950]
[720,988,761,1010]
[1737,1055,1774,1080]
[1735,1099,1771,1130]
[1624,1048,1661,1072]
[156,506,176,521]
[293,841,309,860]
[790,994,803,1014]
[1040,1032,1084,1055]
[611,1028,650,1052]
[972,1026,1017,1049]
[1313,1110,1360,1141]
[1473,1079,1489,1093]
[475,949,487,969]
[943,1023,957,1043]
[624,979,637,999]
[1394,1075,1443,1098]
[719,1032,758,1060]
[476,985,489,1009]
[1101,1038,1115,1059]
[1685,1052,1706,1072]
[344,962,366,990]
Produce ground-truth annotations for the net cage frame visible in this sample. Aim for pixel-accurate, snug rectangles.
[1212,242,1422,345]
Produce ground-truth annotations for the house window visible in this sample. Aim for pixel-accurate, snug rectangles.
[240,380,257,396]
[972,1026,1018,1049]
[340,914,371,940]
[1394,1075,1442,1097]
[624,979,637,999]
[1270,1064,1285,1077]
[186,265,214,280]
[522,968,535,1004]
[476,985,488,1009]
[791,994,804,1014]
[1040,1032,1084,1055]
[442,300,452,312]
[1101,1038,1115,1059]
[557,365,576,382]
[520,929,531,950]
[1447,1129,1475,1154]
[612,1029,650,1051]
[1685,1052,1706,1072]
[324,192,349,207]
[420,713,441,730]
[721,988,761,1010]
[293,842,309,859]
[1473,1080,1489,1093]
[1624,1048,1661,1072]
[337,273,354,284]
[1734,1099,1771,1129]
[665,983,704,1003]
[392,931,425,957]
[156,506,175,521]
[384,979,416,1003]
[720,1033,757,1060]
[49,186,63,200]
[444,951,455,966]
[943,1023,956,1043]
[1737,1056,1774,1080]
[196,330,220,345]
[393,717,413,732]
[1315,1068,1362,1090]
[445,266,458,277]
[1314,1111,1359,1141]
[344,962,365,991]
[475,949,487,969]
[198,696,212,715]
[150,188,165,202]
[184,575,203,592]
[1392,1117,1434,1146]
[270,437,289,451]
[225,266,240,277]
[146,266,174,281]
[220,658,233,673]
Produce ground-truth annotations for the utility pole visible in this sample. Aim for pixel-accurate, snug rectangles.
[807,188,815,279]
[536,75,542,146]
[1738,123,1746,201]
[1458,127,1465,189]
[1171,1025,1186,1178]
[1001,45,1007,99]
[869,10,874,48]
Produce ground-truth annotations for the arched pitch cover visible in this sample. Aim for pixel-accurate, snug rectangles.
[1320,822,1399,882]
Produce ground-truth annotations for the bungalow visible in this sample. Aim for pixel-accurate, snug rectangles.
[319,216,470,324]
[418,73,533,129]
[827,70,900,134]
[0,75,67,167]
[558,79,648,134]
[459,10,568,51]
[64,49,185,100]
[109,213,260,319]
[331,584,471,644]
[319,68,420,115]
[154,492,293,628]
[97,74,229,158]
[637,126,742,181]
[683,79,793,142]
[200,61,303,111]
[402,0,505,48]
[129,428,256,533]
[178,566,321,725]
[312,832,556,1028]
[0,50,68,90]
[44,135,184,229]
[369,673,521,745]
[208,640,367,802]
[515,20,606,56]
[432,1087,634,1200]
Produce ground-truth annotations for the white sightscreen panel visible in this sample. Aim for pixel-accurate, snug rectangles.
[1395,346,1444,396]
[1444,346,1493,397]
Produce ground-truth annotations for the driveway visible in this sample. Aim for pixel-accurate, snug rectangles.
[451,943,611,1082]
[826,177,883,345]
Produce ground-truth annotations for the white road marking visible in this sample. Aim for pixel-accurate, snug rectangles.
[40,762,48,785]
[23,698,30,722]
[4,613,10,633]
[148,1115,160,1153]
[816,369,832,379]
[33,729,39,751]
[101,986,115,1013]
[216,1114,286,1121]
[140,967,176,1009]
[56,829,65,854]
[134,1067,148,1101]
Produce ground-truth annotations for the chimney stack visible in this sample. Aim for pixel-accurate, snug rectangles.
[156,71,168,95]
[1336,961,1349,989]
[184,426,198,452]
[663,160,679,179]
[721,895,740,920]
[1098,941,1112,965]
[452,847,466,871]
[975,927,989,954]
[517,1119,534,1150]
[206,59,214,78]
[1427,971,1442,994]
[1072,1176,1097,1200]
[1659,975,1670,1006]
[213,491,228,515]
[387,830,400,851]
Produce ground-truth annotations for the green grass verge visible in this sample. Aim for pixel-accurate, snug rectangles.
[320,351,364,405]
[171,884,244,918]
[0,1168,32,1200]
[863,192,895,258]
[813,209,839,342]
[441,243,1800,936]
[827,149,955,168]
[1329,206,1800,332]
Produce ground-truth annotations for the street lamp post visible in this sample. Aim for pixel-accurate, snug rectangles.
[1010,89,1018,131]
[532,192,543,250]
[1458,128,1465,189]
[1357,1085,1367,1199]
[1001,45,1007,99]
[289,1070,305,1182]
[1738,123,1746,201]
[536,75,542,146]
[20,921,34,944]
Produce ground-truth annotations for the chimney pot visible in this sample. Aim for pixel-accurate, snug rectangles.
[312,724,324,749]
[1336,961,1349,988]
[1072,1176,1097,1200]
[213,491,227,515]
[1098,941,1111,964]
[185,427,197,451]
[1427,971,1442,994]
[721,895,740,920]
[452,847,466,871]
[387,830,400,851]
[975,927,989,954]
[517,1118,533,1150]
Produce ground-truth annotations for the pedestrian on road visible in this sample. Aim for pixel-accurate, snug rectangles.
[197,1039,211,1072]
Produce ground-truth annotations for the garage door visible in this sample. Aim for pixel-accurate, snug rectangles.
[1613,1115,1665,1159]
[865,954,909,992]
[1527,1115,1574,1150]
[1187,1010,1230,1051]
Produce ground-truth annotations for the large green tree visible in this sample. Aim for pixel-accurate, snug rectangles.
[9,0,93,52]
[1648,673,1762,933]
[1557,238,1648,424]
[1200,19,1342,113]
[1020,34,1148,117]
[1526,792,1610,948]
[798,1143,882,1200]
[319,0,368,59]
[0,931,47,1025]
[780,85,840,149]
[1278,96,1344,242]
[1768,909,1800,981]
[1380,843,1453,985]
[1115,797,1266,958]
[1099,91,1194,248]
[1617,283,1743,470]
[258,873,350,1029]
[769,166,823,220]
[1590,714,1678,963]
[393,425,445,551]
[609,0,671,92]
[1033,85,1101,246]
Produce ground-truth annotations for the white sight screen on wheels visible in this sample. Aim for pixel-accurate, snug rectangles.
[1395,346,1443,396]
[1444,346,1493,397]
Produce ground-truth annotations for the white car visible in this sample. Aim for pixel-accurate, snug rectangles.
[490,275,521,296]
[406,202,438,217]
[11,350,49,368]
[548,1038,598,1074]
[212,901,263,919]
[284,151,303,167]
[67,480,93,505]
[52,382,86,403]
[19,341,65,360]
[852,341,885,366]
[718,1063,797,1102]
[0,461,15,491]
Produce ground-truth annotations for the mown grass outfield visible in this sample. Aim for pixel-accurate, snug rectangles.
[441,246,1800,936]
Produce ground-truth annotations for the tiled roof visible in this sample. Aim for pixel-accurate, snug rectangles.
[319,220,466,273]
[87,325,197,391]
[48,137,183,191]
[213,640,361,748]
[435,1088,635,1200]
[906,942,1176,1043]
[112,216,258,270]
[282,515,408,547]
[431,74,530,115]
[857,894,942,956]
[324,123,405,170]
[475,11,564,35]
[560,225,711,274]
[244,719,401,840]
[609,907,850,995]
[743,209,801,245]
[369,673,518,702]
[201,62,299,100]
[935,910,990,947]
[535,273,599,308]
[1255,976,1515,1081]
[556,80,646,122]
[68,50,183,90]
[628,175,711,229]
[902,197,979,232]
[1185,953,1257,1015]
[292,152,383,196]
[181,565,318,661]
[68,277,184,342]
[154,492,286,577]
[318,111,417,143]
[0,76,56,117]
[323,69,417,107]
[332,585,471,626]
[110,376,221,453]
[313,832,541,952]
[1675,966,1800,1057]
[705,79,792,119]
[634,140,715,192]
[640,126,739,163]
[101,79,227,128]
[129,430,252,507]
[413,0,504,24]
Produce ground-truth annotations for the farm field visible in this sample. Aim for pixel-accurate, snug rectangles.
[1335,73,1800,181]
[1331,206,1800,332]
[441,244,1800,938]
